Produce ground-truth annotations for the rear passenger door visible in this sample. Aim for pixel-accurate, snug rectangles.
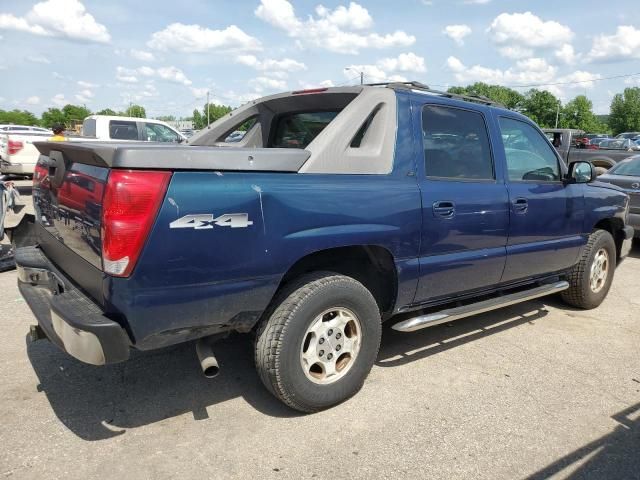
[497,116,584,282]
[413,102,510,304]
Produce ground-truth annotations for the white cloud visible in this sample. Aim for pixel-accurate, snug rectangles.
[75,88,94,103]
[116,66,138,83]
[488,12,573,53]
[249,76,288,92]
[51,93,67,106]
[190,87,209,98]
[26,55,51,64]
[377,52,426,73]
[443,24,471,46]
[344,52,425,84]
[26,96,40,105]
[115,65,192,86]
[0,0,110,43]
[236,55,307,73]
[255,0,415,54]
[446,56,602,100]
[498,46,534,60]
[156,66,191,86]
[464,0,491,3]
[555,44,578,65]
[130,49,155,62]
[314,3,373,30]
[77,80,97,88]
[147,23,261,53]
[587,26,640,63]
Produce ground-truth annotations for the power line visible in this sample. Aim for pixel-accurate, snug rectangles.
[508,71,640,89]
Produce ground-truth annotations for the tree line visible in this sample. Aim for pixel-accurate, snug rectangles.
[2,87,640,134]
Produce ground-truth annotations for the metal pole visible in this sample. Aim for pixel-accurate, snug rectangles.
[360,71,364,85]
[555,102,560,128]
[206,91,210,126]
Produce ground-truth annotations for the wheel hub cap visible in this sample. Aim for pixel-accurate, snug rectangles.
[589,248,609,293]
[300,308,362,384]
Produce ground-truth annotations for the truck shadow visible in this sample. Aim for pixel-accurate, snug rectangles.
[28,298,552,442]
[377,300,549,369]
[524,402,640,479]
[628,240,640,259]
[26,333,301,441]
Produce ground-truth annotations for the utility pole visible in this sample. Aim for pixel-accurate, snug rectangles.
[360,71,364,85]
[206,91,210,127]
[555,102,560,128]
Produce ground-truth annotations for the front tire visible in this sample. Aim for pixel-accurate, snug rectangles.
[255,273,382,413]
[561,229,616,309]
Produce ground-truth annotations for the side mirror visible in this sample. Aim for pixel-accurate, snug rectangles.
[566,161,594,184]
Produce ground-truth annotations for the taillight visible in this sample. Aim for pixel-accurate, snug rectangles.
[8,140,23,155]
[101,170,171,277]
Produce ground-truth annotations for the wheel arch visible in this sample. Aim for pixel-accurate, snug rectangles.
[276,245,398,319]
[593,217,625,260]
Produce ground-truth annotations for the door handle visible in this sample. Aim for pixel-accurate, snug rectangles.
[433,201,456,218]
[513,198,528,214]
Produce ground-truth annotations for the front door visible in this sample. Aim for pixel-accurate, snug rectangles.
[498,116,585,282]
[413,103,510,304]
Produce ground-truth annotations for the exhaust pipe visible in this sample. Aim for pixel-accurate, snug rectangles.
[195,338,220,378]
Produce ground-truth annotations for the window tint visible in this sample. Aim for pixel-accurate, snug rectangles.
[271,111,339,149]
[422,105,494,180]
[109,120,139,140]
[499,117,561,182]
[143,123,180,142]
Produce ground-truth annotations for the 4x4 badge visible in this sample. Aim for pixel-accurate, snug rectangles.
[169,213,253,229]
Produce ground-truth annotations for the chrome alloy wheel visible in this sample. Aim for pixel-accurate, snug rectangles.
[300,308,362,385]
[589,248,609,293]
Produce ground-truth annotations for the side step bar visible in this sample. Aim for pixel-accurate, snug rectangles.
[392,281,569,332]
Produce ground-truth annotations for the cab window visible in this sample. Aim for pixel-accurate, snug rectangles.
[422,105,494,180]
[499,117,561,182]
[109,120,139,140]
[143,122,180,142]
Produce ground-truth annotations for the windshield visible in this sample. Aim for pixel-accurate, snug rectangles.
[609,157,640,176]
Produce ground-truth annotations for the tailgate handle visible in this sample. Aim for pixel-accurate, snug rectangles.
[48,150,67,189]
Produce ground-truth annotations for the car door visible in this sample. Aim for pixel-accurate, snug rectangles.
[498,116,585,282]
[413,102,510,303]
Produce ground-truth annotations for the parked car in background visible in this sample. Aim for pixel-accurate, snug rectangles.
[0,128,53,176]
[597,156,640,238]
[0,125,52,135]
[544,128,640,174]
[598,138,640,151]
[615,132,640,140]
[82,115,187,142]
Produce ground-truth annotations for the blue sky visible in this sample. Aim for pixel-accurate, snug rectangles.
[0,0,639,117]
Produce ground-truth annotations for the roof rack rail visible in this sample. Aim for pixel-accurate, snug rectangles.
[365,81,505,108]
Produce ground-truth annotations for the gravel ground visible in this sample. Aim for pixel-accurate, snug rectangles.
[0,193,638,479]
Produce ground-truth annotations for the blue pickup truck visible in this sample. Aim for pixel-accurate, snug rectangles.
[11,82,634,412]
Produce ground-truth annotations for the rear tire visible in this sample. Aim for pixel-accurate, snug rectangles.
[255,272,381,413]
[561,229,616,309]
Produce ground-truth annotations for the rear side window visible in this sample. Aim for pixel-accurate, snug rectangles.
[109,120,139,140]
[422,105,494,180]
[499,117,560,182]
[271,111,339,148]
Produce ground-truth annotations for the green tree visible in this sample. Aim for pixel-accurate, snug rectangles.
[60,104,92,129]
[0,109,39,125]
[559,95,606,132]
[521,89,561,128]
[155,115,176,122]
[608,87,640,135]
[192,109,204,129]
[40,108,67,128]
[448,82,524,110]
[125,104,146,118]
[95,108,118,116]
[201,103,232,126]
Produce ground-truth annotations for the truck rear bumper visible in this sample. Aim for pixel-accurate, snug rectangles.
[15,246,130,365]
